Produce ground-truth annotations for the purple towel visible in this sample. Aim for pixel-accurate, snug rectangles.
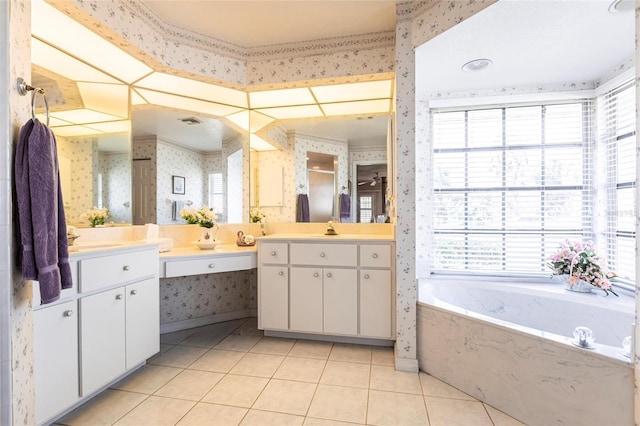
[296,194,310,222]
[15,119,72,304]
[339,193,351,222]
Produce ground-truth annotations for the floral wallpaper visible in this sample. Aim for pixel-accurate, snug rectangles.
[57,136,98,225]
[157,139,205,224]
[7,0,35,423]
[247,45,395,86]
[411,0,497,50]
[159,270,256,325]
[393,13,417,367]
[222,135,251,223]
[99,152,131,223]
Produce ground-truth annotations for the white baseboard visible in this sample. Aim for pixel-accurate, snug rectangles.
[264,330,394,347]
[160,309,253,334]
[395,356,419,372]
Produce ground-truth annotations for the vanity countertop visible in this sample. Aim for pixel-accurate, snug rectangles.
[257,234,395,242]
[68,240,159,259]
[160,244,256,259]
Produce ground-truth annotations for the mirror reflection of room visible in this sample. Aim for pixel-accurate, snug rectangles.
[306,152,336,222]
[131,107,249,225]
[355,164,387,223]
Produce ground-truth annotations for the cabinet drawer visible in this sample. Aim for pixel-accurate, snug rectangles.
[259,243,288,264]
[360,244,392,268]
[165,255,252,278]
[290,243,357,267]
[79,248,156,293]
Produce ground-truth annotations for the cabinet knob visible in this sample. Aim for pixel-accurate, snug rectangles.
[116,294,124,300]
[364,274,370,280]
[271,251,277,256]
[123,265,130,271]
[131,289,138,295]
[208,264,215,269]
[372,253,378,259]
[313,272,319,278]
[63,310,73,317]
[278,271,284,276]
[326,272,333,278]
[320,252,326,258]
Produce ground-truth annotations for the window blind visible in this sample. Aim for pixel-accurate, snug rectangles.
[431,101,593,275]
[208,172,224,215]
[597,78,636,283]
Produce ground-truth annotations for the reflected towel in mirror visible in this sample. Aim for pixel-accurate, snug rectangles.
[339,193,351,222]
[171,200,184,221]
[296,194,310,222]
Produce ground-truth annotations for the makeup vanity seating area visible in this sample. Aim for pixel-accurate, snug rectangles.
[32,223,394,425]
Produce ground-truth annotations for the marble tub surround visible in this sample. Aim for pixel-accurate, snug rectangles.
[420,278,635,359]
[417,280,634,425]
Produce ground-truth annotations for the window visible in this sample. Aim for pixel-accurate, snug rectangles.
[359,195,373,223]
[597,79,636,283]
[431,101,593,276]
[431,81,636,284]
[208,172,224,218]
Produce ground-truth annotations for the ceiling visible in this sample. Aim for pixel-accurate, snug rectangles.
[416,0,635,95]
[141,1,397,48]
[134,1,397,151]
[132,108,241,152]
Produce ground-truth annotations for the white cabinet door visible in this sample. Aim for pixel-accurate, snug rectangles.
[323,268,358,336]
[290,267,323,333]
[259,266,289,330]
[126,278,159,369]
[34,301,79,424]
[80,287,126,396]
[360,269,392,338]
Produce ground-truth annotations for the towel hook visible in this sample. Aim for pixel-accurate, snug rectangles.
[17,78,49,127]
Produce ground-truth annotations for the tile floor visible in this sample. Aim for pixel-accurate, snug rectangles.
[55,318,525,426]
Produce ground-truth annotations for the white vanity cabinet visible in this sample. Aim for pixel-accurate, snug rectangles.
[258,237,395,341]
[34,244,159,425]
[34,300,79,424]
[79,247,159,396]
[258,243,289,330]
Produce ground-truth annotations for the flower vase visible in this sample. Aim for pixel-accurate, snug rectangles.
[200,226,214,241]
[558,275,594,293]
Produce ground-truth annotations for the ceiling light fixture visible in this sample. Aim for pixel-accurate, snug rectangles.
[461,58,493,72]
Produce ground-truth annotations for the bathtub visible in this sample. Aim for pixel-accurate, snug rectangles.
[417,278,634,425]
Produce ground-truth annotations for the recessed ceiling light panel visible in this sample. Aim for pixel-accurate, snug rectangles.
[461,58,493,72]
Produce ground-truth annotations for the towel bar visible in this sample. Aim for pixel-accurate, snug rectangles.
[17,77,50,127]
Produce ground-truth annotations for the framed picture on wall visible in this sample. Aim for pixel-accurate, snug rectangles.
[172,175,185,194]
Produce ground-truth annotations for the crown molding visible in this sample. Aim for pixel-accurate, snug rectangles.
[247,31,396,61]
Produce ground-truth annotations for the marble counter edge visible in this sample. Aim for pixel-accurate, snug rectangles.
[257,234,395,242]
[160,244,257,260]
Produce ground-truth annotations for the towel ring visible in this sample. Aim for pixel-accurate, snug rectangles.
[17,77,49,127]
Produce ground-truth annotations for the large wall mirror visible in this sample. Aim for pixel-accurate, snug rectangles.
[30,66,132,227]
[131,107,250,225]
[250,114,392,224]
[31,0,394,227]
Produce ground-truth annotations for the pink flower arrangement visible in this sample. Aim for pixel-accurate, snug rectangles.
[547,240,618,296]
